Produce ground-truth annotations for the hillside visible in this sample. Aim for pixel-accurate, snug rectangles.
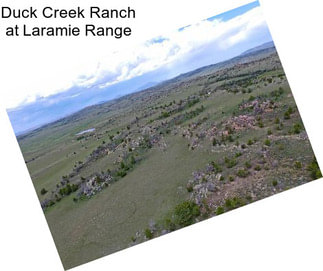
[18,44,320,269]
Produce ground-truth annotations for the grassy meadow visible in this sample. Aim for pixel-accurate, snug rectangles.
[17,45,321,269]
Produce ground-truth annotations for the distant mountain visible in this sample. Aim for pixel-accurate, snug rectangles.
[158,41,275,85]
[9,40,274,136]
[240,41,275,56]
[134,81,160,92]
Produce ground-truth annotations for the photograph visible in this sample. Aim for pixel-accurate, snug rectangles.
[5,1,321,269]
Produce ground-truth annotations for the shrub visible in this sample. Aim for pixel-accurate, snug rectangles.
[270,87,284,98]
[284,111,291,119]
[212,138,217,146]
[144,229,153,239]
[224,157,237,168]
[229,176,235,182]
[254,165,261,171]
[236,169,249,178]
[287,106,294,114]
[130,156,136,165]
[59,183,78,196]
[307,157,322,179]
[40,188,48,195]
[173,201,200,227]
[227,135,234,142]
[274,117,280,124]
[225,197,244,210]
[211,162,222,173]
[215,206,224,215]
[161,112,170,118]
[272,180,278,186]
[293,123,302,134]
[235,152,242,157]
[244,161,252,169]
[248,95,256,101]
[264,139,271,146]
[247,139,253,145]
[116,170,127,178]
[267,129,272,135]
[294,161,302,169]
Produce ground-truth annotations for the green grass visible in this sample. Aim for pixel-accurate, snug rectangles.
[16,48,320,269]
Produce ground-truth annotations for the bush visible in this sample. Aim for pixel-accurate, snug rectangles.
[264,139,271,146]
[287,106,294,114]
[293,123,302,134]
[235,152,242,157]
[284,111,291,120]
[225,197,244,210]
[247,139,253,145]
[254,165,261,171]
[236,169,249,178]
[267,129,272,135]
[244,161,252,169]
[215,206,224,215]
[229,176,235,182]
[224,157,237,168]
[161,111,170,118]
[116,170,127,178]
[144,228,153,239]
[270,87,284,98]
[248,95,256,101]
[59,183,79,196]
[272,180,278,186]
[307,157,322,179]
[211,162,222,173]
[212,138,217,146]
[130,156,136,165]
[40,188,48,195]
[173,201,200,227]
[294,161,302,169]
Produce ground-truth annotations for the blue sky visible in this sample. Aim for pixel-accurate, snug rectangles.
[8,0,273,135]
[207,1,260,22]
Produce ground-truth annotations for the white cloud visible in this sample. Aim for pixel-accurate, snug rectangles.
[92,6,266,89]
[4,5,266,109]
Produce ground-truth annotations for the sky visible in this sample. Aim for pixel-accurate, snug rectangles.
[7,0,274,135]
